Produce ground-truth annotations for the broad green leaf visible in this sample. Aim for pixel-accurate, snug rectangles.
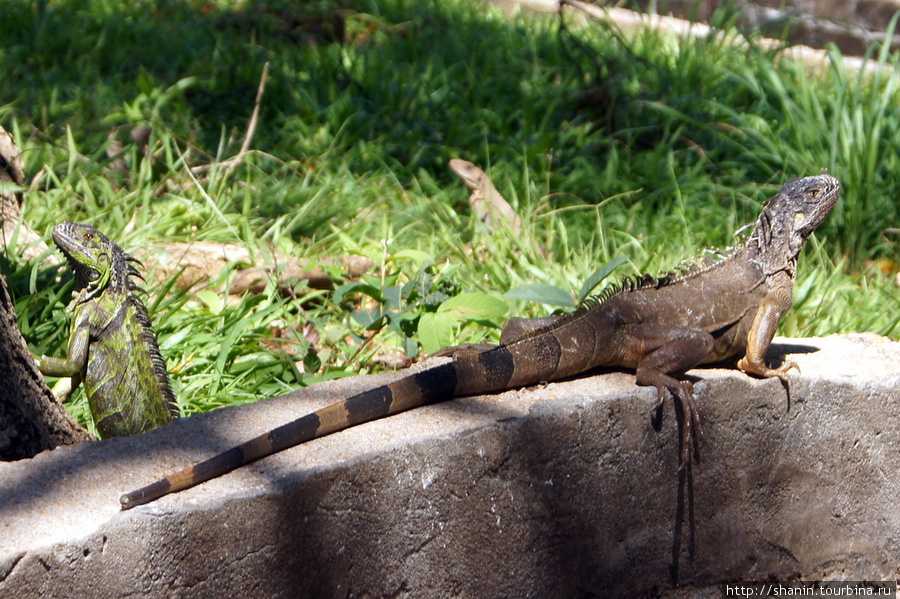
[351,308,381,328]
[382,285,402,310]
[197,289,223,314]
[333,281,380,304]
[438,292,508,320]
[578,255,629,302]
[418,312,457,354]
[504,283,576,308]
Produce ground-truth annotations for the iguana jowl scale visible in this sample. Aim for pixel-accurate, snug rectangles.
[121,174,840,509]
[34,222,177,438]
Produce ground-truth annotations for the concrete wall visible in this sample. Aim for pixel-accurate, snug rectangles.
[1,335,898,598]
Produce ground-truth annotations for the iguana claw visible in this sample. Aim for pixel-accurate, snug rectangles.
[737,356,799,383]
[651,382,704,471]
[674,384,704,471]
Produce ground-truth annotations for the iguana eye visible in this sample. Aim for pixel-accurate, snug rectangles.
[808,189,820,198]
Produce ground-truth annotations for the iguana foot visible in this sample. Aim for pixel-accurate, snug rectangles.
[738,356,796,411]
[50,377,76,402]
[673,382,704,471]
[737,356,798,383]
[651,381,704,470]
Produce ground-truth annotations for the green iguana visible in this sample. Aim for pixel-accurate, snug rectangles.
[120,174,840,510]
[33,222,177,438]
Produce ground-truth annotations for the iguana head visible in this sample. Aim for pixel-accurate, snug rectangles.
[778,174,842,239]
[751,174,841,276]
[52,222,117,294]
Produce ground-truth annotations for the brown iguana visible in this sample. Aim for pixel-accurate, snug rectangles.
[449,158,523,231]
[120,174,840,509]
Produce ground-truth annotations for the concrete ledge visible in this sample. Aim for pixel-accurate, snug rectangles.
[1,335,898,597]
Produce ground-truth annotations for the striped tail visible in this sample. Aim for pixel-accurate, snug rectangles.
[119,363,459,509]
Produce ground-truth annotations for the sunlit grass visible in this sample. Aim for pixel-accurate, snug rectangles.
[1,0,897,426]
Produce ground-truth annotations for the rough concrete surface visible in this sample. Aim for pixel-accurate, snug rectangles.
[0,335,898,598]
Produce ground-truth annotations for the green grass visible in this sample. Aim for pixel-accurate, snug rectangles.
[1,0,898,427]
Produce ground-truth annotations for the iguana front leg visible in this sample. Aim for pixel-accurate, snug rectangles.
[737,274,795,381]
[33,315,90,400]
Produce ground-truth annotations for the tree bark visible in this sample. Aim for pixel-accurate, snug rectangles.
[0,123,25,220]
[0,124,52,262]
[0,269,93,459]
[0,125,93,459]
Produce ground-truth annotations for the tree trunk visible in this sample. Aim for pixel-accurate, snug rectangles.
[0,268,93,459]
[0,124,52,262]
[0,123,25,220]
[0,125,93,459]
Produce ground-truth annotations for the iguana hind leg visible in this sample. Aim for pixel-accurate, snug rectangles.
[630,326,713,469]
[641,372,703,470]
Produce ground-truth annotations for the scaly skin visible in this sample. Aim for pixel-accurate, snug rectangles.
[34,222,177,438]
[120,175,840,509]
